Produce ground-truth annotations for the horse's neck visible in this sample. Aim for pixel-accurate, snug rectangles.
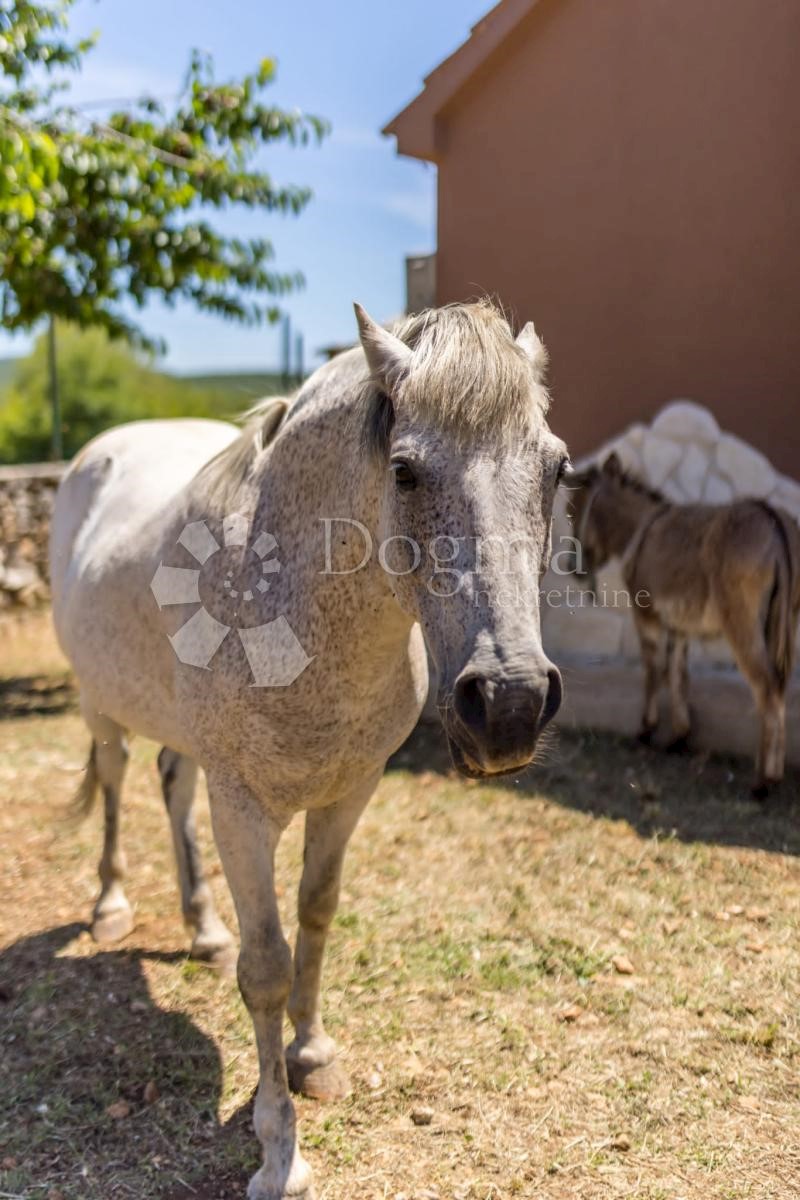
[600,485,662,556]
[244,397,414,653]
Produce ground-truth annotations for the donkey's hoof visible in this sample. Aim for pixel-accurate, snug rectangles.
[92,907,134,944]
[751,781,772,802]
[666,735,690,755]
[287,1055,351,1102]
[637,728,655,748]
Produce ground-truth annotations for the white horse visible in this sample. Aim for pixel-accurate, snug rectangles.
[50,301,568,1200]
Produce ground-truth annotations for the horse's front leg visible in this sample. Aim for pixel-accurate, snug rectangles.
[286,772,380,1102]
[208,772,312,1200]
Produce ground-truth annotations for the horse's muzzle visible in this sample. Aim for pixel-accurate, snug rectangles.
[445,662,562,778]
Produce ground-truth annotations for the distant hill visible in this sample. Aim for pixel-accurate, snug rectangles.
[0,358,20,393]
[173,371,289,413]
[0,361,289,408]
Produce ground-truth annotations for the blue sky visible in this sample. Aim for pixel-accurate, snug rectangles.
[0,0,492,373]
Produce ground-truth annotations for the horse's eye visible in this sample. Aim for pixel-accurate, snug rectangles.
[391,461,417,492]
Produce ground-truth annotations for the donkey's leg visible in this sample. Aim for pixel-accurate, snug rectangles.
[209,772,312,1200]
[157,748,235,970]
[286,773,380,1102]
[633,611,665,745]
[666,633,691,752]
[718,611,783,796]
[83,711,134,943]
[765,694,787,785]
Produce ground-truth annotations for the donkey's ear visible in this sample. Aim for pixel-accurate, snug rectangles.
[603,451,622,477]
[354,303,412,393]
[516,321,548,382]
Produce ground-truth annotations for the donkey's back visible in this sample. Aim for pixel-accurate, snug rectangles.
[626,499,800,645]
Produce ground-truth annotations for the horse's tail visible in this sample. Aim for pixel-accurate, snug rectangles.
[762,505,797,691]
[68,741,99,824]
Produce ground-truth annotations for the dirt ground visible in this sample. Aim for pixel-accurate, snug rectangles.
[1,610,799,1200]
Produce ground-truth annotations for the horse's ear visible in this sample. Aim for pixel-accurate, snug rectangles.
[603,451,622,477]
[354,302,412,393]
[516,322,548,382]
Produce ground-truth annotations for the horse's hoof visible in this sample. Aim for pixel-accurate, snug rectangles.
[286,1055,351,1102]
[190,933,237,976]
[247,1163,315,1200]
[751,781,773,802]
[637,728,655,748]
[666,735,690,755]
[92,907,134,944]
[247,1180,315,1200]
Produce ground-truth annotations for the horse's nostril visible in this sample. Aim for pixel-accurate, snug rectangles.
[454,674,488,735]
[541,667,562,728]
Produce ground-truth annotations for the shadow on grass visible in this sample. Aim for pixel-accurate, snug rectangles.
[0,673,76,719]
[0,923,252,1200]
[388,719,800,856]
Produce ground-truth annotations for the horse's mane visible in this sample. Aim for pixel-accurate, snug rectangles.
[195,395,290,509]
[361,299,550,456]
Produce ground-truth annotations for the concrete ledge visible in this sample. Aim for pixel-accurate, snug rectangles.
[555,657,800,766]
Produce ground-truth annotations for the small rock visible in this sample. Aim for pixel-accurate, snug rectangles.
[746,907,769,922]
[611,954,635,975]
[610,1134,631,1151]
[366,1070,382,1090]
[2,1156,18,1169]
[106,1099,131,1120]
[558,1003,584,1023]
[410,1105,434,1126]
[143,1080,160,1104]
[130,999,148,1013]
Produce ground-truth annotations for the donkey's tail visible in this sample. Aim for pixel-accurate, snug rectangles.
[68,741,99,824]
[763,506,797,691]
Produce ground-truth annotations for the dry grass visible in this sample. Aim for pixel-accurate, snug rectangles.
[1,612,799,1200]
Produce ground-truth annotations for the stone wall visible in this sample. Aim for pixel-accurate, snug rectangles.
[0,462,66,607]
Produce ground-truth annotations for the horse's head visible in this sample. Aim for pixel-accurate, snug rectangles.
[355,301,568,779]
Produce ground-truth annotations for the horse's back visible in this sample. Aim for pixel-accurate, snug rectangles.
[50,418,238,648]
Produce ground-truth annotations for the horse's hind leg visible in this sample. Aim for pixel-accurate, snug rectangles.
[286,772,380,1102]
[83,710,134,943]
[666,633,691,752]
[157,748,235,970]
